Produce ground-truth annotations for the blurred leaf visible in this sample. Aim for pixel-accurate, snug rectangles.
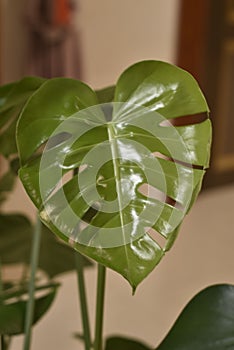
[0,77,45,157]
[0,168,15,204]
[105,336,150,350]
[0,214,31,264]
[0,214,92,276]
[156,284,234,350]
[0,282,59,335]
[39,224,92,278]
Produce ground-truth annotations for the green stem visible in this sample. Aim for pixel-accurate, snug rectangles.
[94,264,106,350]
[23,216,42,350]
[75,253,91,350]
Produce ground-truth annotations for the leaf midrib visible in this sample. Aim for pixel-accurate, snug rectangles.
[107,122,131,281]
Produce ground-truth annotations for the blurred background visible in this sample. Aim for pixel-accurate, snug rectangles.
[0,0,233,349]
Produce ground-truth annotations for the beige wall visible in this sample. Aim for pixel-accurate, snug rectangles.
[1,0,180,86]
[78,0,180,88]
[0,0,28,83]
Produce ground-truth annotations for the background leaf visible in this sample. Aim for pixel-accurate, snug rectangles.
[39,224,92,278]
[156,284,234,350]
[105,336,150,350]
[0,214,32,264]
[0,77,45,157]
[0,282,59,335]
[0,214,92,277]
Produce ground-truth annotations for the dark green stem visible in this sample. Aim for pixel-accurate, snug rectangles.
[23,216,42,350]
[75,253,92,350]
[94,264,106,350]
[1,336,5,350]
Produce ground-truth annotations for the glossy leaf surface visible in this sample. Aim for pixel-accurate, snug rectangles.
[0,282,59,335]
[17,61,211,289]
[0,77,45,157]
[156,284,234,350]
[0,214,91,277]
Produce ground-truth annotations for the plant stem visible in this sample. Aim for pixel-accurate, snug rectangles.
[23,216,42,350]
[94,264,106,350]
[75,253,91,350]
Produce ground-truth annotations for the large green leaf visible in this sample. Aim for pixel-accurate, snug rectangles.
[0,214,91,277]
[0,77,45,157]
[0,282,59,335]
[156,284,234,350]
[16,61,211,289]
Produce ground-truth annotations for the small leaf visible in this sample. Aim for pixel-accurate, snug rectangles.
[105,336,150,350]
[0,283,59,335]
[156,284,234,350]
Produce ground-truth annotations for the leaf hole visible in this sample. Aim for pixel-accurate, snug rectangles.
[160,113,208,127]
[167,156,204,170]
[145,227,166,249]
[138,183,166,202]
[165,196,184,211]
[46,132,72,150]
[82,206,98,223]
[78,164,88,174]
[45,169,75,201]
[101,104,113,121]
[152,151,170,160]
[27,141,47,163]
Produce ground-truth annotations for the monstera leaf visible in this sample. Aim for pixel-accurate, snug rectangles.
[0,76,45,157]
[16,61,211,290]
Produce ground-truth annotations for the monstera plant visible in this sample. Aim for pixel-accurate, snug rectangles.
[0,60,233,350]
